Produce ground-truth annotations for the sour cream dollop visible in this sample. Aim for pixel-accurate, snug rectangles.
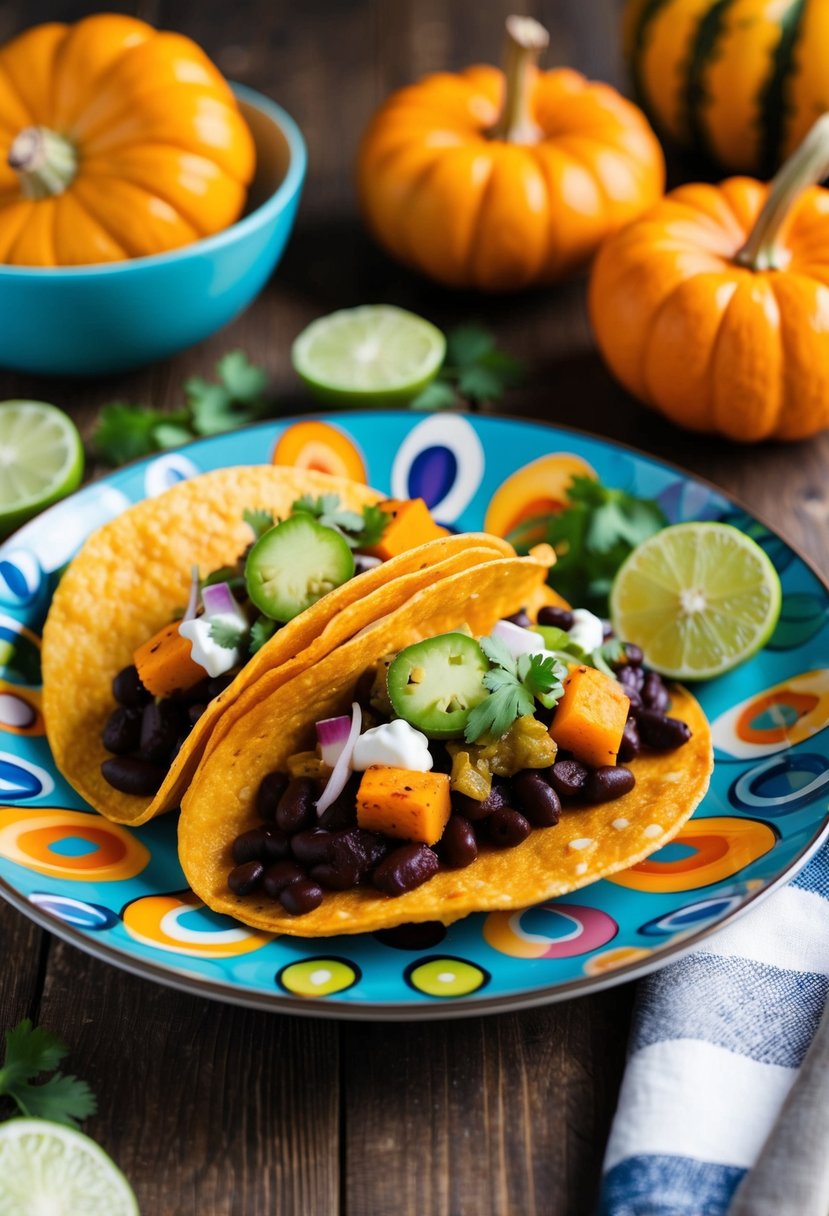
[352,719,433,773]
[179,612,246,678]
[568,608,605,655]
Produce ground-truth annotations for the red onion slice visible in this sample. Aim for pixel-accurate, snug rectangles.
[201,581,238,618]
[491,619,545,659]
[316,714,353,768]
[182,565,200,622]
[316,701,362,817]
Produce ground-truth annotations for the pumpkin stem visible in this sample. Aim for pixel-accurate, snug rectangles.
[488,15,549,144]
[8,126,77,200]
[735,113,829,271]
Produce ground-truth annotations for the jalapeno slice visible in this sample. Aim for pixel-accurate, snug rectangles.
[387,633,489,739]
[245,515,355,622]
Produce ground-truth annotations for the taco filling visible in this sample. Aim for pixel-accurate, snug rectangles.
[219,606,697,919]
[99,493,449,798]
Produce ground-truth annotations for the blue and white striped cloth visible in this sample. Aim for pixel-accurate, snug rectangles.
[599,839,829,1216]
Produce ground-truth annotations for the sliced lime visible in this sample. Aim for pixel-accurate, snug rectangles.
[0,1119,139,1215]
[0,401,84,537]
[291,305,446,405]
[610,521,782,680]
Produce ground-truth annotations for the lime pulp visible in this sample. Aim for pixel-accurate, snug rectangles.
[0,401,84,537]
[291,305,446,405]
[609,521,782,680]
[0,1119,139,1216]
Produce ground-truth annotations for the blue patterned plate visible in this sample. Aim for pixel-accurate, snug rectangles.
[1,413,827,1019]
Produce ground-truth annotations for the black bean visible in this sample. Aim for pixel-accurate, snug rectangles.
[439,816,478,868]
[511,771,561,827]
[623,643,644,667]
[642,672,670,713]
[263,829,290,862]
[625,686,643,714]
[451,780,510,822]
[311,862,358,891]
[112,665,151,708]
[618,718,641,762]
[637,710,691,750]
[618,664,645,693]
[584,765,636,802]
[330,829,389,880]
[487,808,532,848]
[101,707,142,755]
[228,860,264,896]
[504,610,532,628]
[291,829,335,867]
[374,922,447,950]
[187,703,206,726]
[429,742,454,775]
[101,756,166,795]
[256,771,289,821]
[231,827,272,865]
[207,672,236,700]
[275,777,315,833]
[262,860,305,898]
[176,677,211,706]
[317,772,360,830]
[373,844,439,896]
[139,702,183,764]
[537,606,574,631]
[279,878,323,916]
[550,759,589,799]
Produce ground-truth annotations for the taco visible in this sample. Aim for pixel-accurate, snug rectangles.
[179,553,713,936]
[42,465,516,827]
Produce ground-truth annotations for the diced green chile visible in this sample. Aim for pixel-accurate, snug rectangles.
[245,514,355,623]
[387,632,490,740]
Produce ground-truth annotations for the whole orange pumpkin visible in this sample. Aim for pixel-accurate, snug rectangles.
[588,115,829,442]
[0,14,255,265]
[357,17,665,292]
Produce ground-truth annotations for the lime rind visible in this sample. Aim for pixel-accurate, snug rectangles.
[292,305,446,405]
[0,1118,139,1216]
[610,521,783,680]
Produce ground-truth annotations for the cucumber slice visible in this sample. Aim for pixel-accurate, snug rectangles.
[245,515,355,622]
[387,633,489,739]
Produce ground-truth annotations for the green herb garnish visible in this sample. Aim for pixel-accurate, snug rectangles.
[509,477,667,615]
[290,495,391,550]
[243,508,275,540]
[0,1020,96,1128]
[410,323,525,411]
[93,351,271,466]
[209,619,246,650]
[464,636,566,744]
[249,616,277,654]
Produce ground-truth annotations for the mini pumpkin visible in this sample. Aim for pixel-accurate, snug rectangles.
[0,13,255,265]
[357,16,664,292]
[625,0,829,175]
[588,114,829,442]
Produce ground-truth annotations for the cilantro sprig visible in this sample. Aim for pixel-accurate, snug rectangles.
[290,495,391,550]
[93,352,271,466]
[0,1020,96,1128]
[508,477,667,615]
[209,619,246,650]
[465,636,566,744]
[410,324,525,411]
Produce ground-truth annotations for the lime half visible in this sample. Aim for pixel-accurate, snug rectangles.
[610,521,782,680]
[0,1119,139,1215]
[0,401,84,537]
[292,305,446,405]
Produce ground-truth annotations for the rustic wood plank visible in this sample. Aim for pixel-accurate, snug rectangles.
[33,936,341,1216]
[0,900,46,1029]
[343,986,632,1216]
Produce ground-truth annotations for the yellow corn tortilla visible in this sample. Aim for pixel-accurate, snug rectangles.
[43,464,515,826]
[178,552,711,937]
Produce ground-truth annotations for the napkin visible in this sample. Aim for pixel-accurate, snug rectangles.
[598,839,829,1216]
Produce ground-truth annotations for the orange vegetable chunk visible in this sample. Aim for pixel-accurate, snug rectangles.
[549,665,630,768]
[134,619,206,698]
[362,499,449,561]
[357,766,452,845]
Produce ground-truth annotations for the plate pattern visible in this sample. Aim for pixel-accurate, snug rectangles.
[1,413,827,1018]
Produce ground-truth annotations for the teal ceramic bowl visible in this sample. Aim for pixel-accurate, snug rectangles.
[0,84,306,376]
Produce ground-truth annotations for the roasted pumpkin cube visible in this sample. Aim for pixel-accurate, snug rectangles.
[362,498,449,561]
[549,665,630,768]
[134,620,205,698]
[357,766,451,845]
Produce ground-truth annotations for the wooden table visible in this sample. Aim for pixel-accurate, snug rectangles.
[2,2,828,1213]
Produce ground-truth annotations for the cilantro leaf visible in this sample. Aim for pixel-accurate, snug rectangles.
[465,679,532,744]
[355,504,391,549]
[289,495,391,551]
[479,634,517,675]
[408,381,458,412]
[0,1020,96,1128]
[589,638,627,680]
[92,404,187,465]
[465,634,566,742]
[445,324,494,367]
[250,616,277,654]
[507,477,667,615]
[243,508,274,540]
[209,619,246,650]
[408,323,526,413]
[517,652,566,708]
[217,351,268,404]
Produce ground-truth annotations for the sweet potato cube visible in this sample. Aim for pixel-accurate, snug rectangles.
[362,498,449,561]
[549,665,630,768]
[357,766,451,845]
[134,619,206,698]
